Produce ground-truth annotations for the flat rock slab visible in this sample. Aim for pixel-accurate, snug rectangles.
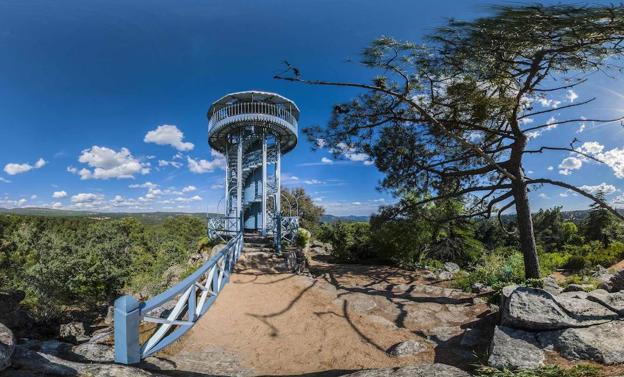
[502,287,613,330]
[488,326,544,370]
[587,290,624,315]
[343,363,470,377]
[541,320,624,365]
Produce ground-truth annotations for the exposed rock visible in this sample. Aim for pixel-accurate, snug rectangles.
[543,320,624,365]
[10,345,160,376]
[551,294,619,321]
[488,326,544,370]
[542,276,562,295]
[59,322,89,343]
[437,271,454,281]
[387,340,427,357]
[428,326,463,343]
[38,340,73,357]
[587,290,624,315]
[343,363,470,377]
[88,327,113,344]
[471,283,487,294]
[104,306,114,325]
[0,322,15,371]
[593,266,614,291]
[443,262,460,274]
[71,342,114,362]
[501,287,612,330]
[609,270,624,292]
[562,284,591,293]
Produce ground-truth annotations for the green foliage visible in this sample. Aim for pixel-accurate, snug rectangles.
[583,192,624,247]
[326,222,372,263]
[280,187,325,235]
[475,365,599,377]
[565,255,588,271]
[0,214,207,321]
[295,228,311,248]
[453,248,525,292]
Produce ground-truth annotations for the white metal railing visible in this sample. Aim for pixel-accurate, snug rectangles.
[208,102,298,133]
[114,232,243,364]
[207,216,240,241]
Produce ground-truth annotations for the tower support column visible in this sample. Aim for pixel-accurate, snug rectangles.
[276,141,281,221]
[237,131,243,231]
[224,143,229,217]
[261,130,267,235]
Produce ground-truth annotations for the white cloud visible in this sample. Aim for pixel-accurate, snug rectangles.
[321,157,333,164]
[538,193,549,199]
[52,191,67,199]
[547,166,554,171]
[579,183,617,195]
[578,141,605,155]
[74,146,150,180]
[519,117,534,125]
[158,160,182,168]
[576,123,586,133]
[566,89,578,103]
[303,179,325,185]
[4,157,47,175]
[316,139,326,148]
[30,194,37,200]
[71,193,101,203]
[51,202,63,209]
[332,143,374,165]
[210,183,224,190]
[597,148,624,179]
[537,97,561,108]
[175,195,202,203]
[0,177,10,183]
[129,182,158,189]
[545,116,557,130]
[187,151,226,174]
[144,125,194,151]
[352,201,362,205]
[182,185,197,193]
[558,156,583,175]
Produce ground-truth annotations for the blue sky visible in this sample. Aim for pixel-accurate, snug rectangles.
[1,0,623,216]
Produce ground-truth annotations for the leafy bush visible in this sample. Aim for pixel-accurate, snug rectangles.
[327,222,372,262]
[565,255,588,271]
[295,228,311,248]
[453,248,525,292]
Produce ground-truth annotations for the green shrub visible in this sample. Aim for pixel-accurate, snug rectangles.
[565,255,587,271]
[295,228,311,248]
[328,222,372,262]
[453,249,525,292]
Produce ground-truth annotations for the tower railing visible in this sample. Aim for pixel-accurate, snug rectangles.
[208,102,298,134]
[114,218,244,364]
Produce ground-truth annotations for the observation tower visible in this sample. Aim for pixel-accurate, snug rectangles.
[207,91,299,236]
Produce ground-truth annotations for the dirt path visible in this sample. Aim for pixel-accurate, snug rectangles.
[160,248,492,376]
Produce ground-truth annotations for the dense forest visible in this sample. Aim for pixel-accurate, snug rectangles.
[0,214,212,322]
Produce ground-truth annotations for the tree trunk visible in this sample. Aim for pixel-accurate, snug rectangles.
[512,179,541,279]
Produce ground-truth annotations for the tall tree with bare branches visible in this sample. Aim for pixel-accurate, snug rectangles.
[276,4,624,278]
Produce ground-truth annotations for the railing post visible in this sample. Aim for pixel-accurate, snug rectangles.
[114,295,141,364]
[275,214,282,255]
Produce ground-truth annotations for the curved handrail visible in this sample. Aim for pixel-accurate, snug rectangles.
[114,231,244,364]
[208,102,298,132]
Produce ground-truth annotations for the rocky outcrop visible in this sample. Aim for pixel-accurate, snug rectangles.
[488,326,544,369]
[343,363,470,377]
[0,322,15,371]
[386,340,427,357]
[501,287,615,330]
[492,284,624,368]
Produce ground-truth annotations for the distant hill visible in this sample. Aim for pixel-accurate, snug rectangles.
[0,207,216,225]
[321,214,370,223]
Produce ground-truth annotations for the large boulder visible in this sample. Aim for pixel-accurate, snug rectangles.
[343,363,470,377]
[539,320,624,365]
[609,270,624,292]
[488,326,544,370]
[0,322,15,371]
[501,287,614,330]
[71,342,114,362]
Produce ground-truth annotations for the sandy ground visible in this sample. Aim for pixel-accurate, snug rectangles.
[165,271,429,376]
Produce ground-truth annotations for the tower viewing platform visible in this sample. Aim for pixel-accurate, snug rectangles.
[207,91,300,236]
